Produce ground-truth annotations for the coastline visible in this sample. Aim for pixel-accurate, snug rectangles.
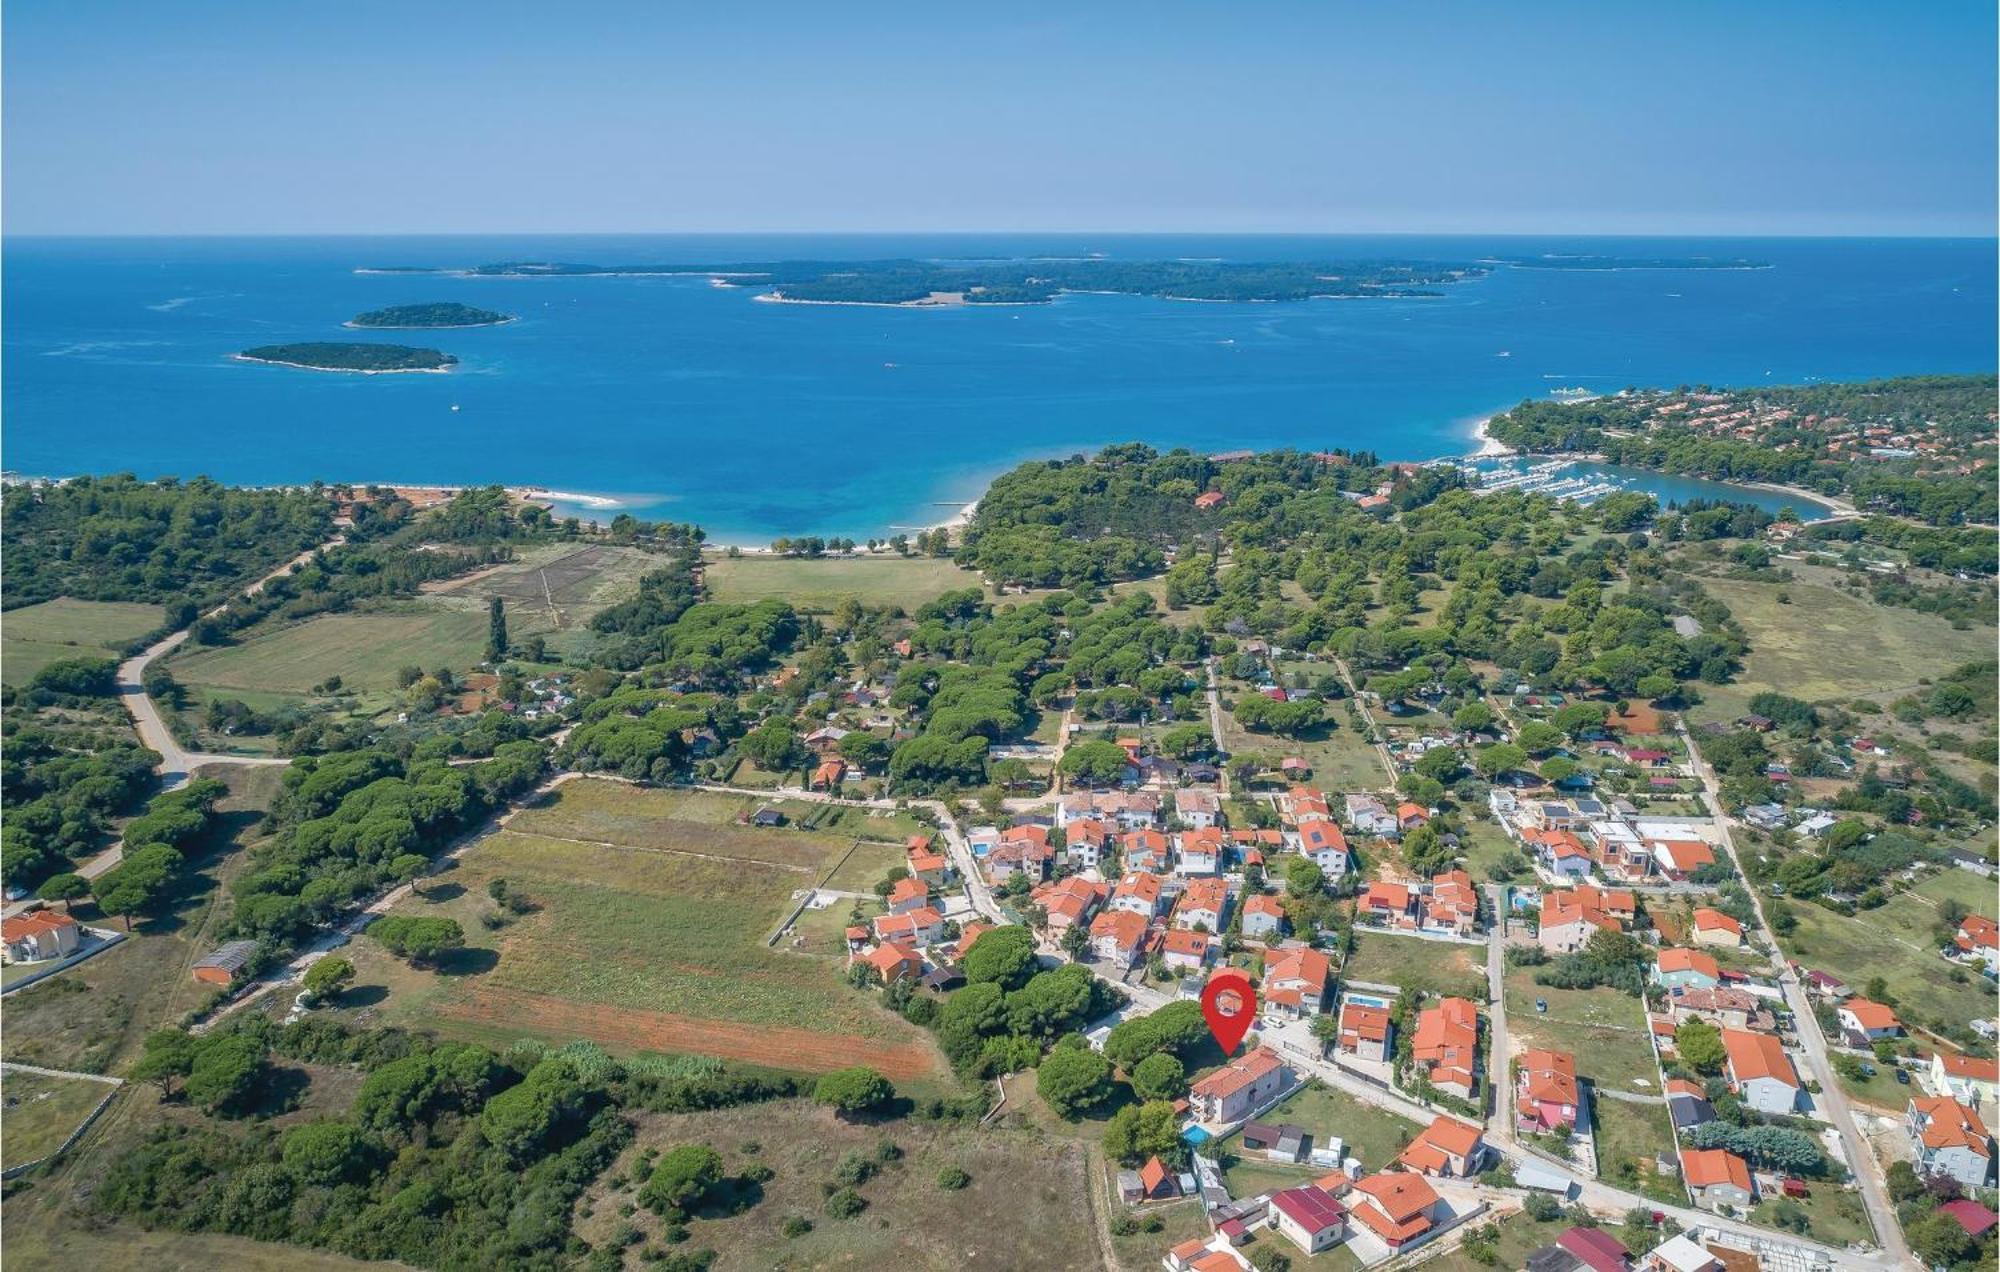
[1468,413,1516,458]
[230,353,452,375]
[342,317,516,331]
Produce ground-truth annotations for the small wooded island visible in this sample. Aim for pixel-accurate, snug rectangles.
[236,342,457,373]
[347,301,514,328]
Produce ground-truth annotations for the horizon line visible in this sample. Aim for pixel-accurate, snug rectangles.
[5,229,1996,242]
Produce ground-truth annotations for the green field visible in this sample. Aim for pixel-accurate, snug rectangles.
[0,1069,115,1170]
[704,554,984,613]
[1688,576,1995,722]
[1217,689,1389,792]
[2,597,163,686]
[1749,1186,1876,1248]
[572,1097,1098,1271]
[1342,931,1490,1001]
[1774,872,1999,1044]
[1215,1082,1422,1186]
[167,605,549,696]
[429,542,657,627]
[331,779,950,1085]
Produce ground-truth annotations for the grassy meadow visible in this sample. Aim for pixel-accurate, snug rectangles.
[2,597,163,686]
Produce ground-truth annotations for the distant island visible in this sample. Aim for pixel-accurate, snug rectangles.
[235,342,457,373]
[356,254,1772,305]
[346,302,513,329]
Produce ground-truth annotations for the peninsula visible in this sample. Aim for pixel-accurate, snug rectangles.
[235,342,457,373]
[346,301,513,329]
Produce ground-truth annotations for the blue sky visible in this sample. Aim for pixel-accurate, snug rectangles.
[5,1,1994,235]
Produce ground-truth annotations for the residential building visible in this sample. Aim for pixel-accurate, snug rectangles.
[1837,998,1903,1045]
[1110,870,1166,917]
[1296,820,1351,876]
[1162,928,1212,972]
[1241,1120,1311,1162]
[858,941,923,984]
[1664,986,1766,1032]
[986,824,1054,885]
[1360,881,1413,927]
[1241,894,1286,940]
[1123,829,1172,874]
[1651,948,1722,992]
[1,911,81,963]
[1720,1028,1802,1114]
[1650,839,1716,880]
[1525,828,1594,880]
[1539,888,1625,955]
[1090,908,1150,968]
[1954,914,2000,971]
[1516,1049,1581,1134]
[1642,1234,1724,1272]
[1679,1147,1754,1210]
[1395,1114,1487,1176]
[1689,909,1743,948]
[1284,785,1332,823]
[1268,1185,1348,1255]
[1531,1227,1633,1272]
[1410,997,1481,1099]
[1172,877,1231,933]
[1175,788,1222,829]
[872,906,945,947]
[1931,1051,2000,1108]
[1059,789,1161,831]
[1062,818,1113,872]
[1032,876,1105,934]
[1337,1000,1393,1061]
[905,835,950,884]
[1188,1047,1294,1123]
[1419,870,1480,936]
[1665,1078,1716,1129]
[1175,827,1226,876]
[1340,1171,1446,1252]
[1907,1096,1996,1189]
[886,877,930,915]
[1264,947,1333,1017]
[1345,794,1398,836]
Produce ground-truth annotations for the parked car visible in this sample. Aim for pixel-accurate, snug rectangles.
[1894,1069,1910,1085]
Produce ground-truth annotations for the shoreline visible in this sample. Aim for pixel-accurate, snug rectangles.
[342,316,517,331]
[1467,413,1517,458]
[230,353,452,375]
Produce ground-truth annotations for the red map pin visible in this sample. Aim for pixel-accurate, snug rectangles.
[1200,969,1257,1055]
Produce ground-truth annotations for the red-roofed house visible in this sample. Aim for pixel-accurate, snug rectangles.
[1396,802,1430,831]
[1338,1001,1394,1061]
[887,877,930,914]
[1650,839,1716,880]
[1122,828,1171,874]
[1090,908,1150,968]
[1189,1047,1294,1123]
[1556,1227,1633,1272]
[1162,928,1213,972]
[1954,914,2000,971]
[1175,826,1226,876]
[1681,1147,1754,1209]
[2,910,81,962]
[1340,1171,1445,1250]
[1269,1185,1348,1254]
[1265,947,1332,1017]
[1241,893,1286,941]
[1515,1049,1580,1133]
[1419,870,1480,937]
[1931,1051,2000,1108]
[1194,490,1227,511]
[1410,997,1481,1099]
[1395,1114,1488,1177]
[1061,817,1113,872]
[1360,881,1413,926]
[1031,876,1105,934]
[1539,888,1624,955]
[1295,820,1351,877]
[1721,1028,1801,1114]
[1652,947,1723,991]
[1110,870,1166,917]
[872,906,945,947]
[1908,1096,1995,1189]
[1172,877,1232,933]
[1837,998,1903,1044]
[1939,1199,1999,1239]
[810,757,847,790]
[1690,908,1743,948]
[858,941,923,985]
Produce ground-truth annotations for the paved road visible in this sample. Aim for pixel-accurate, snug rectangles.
[1676,721,1910,1268]
[1202,658,1229,795]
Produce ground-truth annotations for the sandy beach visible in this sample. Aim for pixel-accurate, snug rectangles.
[1469,413,1516,457]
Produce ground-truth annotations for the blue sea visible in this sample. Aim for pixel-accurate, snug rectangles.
[4,234,1993,541]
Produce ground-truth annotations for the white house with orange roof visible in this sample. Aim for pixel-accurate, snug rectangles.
[1061,817,1113,872]
[1241,893,1286,941]
[1836,998,1903,1044]
[1031,876,1105,935]
[1395,1113,1488,1177]
[1,911,81,963]
[1174,788,1222,830]
[1418,870,1480,937]
[886,877,931,915]
[1410,997,1481,1099]
[1539,888,1623,954]
[1174,826,1226,876]
[1953,914,2000,971]
[1264,946,1333,1017]
[1337,1171,1449,1253]
[1295,819,1351,877]
[1907,1095,1995,1189]
[857,940,923,985]
[1721,1028,1802,1114]
[1188,1046,1294,1123]
[1172,877,1231,933]
[1337,1000,1393,1061]
[1689,908,1743,948]
[1930,1051,2000,1110]
[904,835,951,885]
[1650,838,1716,880]
[872,906,945,947]
[1161,928,1212,973]
[1110,870,1166,917]
[1089,908,1151,968]
[1122,828,1172,874]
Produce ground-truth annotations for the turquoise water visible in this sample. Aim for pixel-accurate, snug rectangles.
[4,235,1992,541]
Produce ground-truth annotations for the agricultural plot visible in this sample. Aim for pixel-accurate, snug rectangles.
[1342,931,1490,1001]
[167,604,550,697]
[572,1097,1098,1271]
[2,598,163,686]
[703,553,982,613]
[431,542,655,629]
[340,779,950,1084]
[1687,577,1994,723]
[0,1069,115,1171]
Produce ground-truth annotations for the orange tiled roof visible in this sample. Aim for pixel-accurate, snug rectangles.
[1721,1028,1798,1086]
[1912,1096,1993,1154]
[1681,1147,1752,1191]
[1657,947,1722,979]
[1842,998,1901,1032]
[1190,1046,1285,1101]
[1692,908,1742,935]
